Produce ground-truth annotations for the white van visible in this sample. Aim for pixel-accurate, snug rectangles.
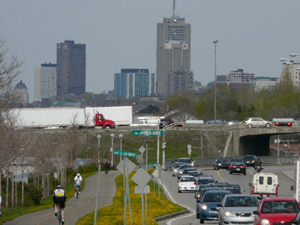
[249,172,279,198]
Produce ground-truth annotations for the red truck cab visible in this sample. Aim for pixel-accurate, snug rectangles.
[94,113,115,129]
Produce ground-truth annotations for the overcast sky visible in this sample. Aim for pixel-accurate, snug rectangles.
[1,0,299,102]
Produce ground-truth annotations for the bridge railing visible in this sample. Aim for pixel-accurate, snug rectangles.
[165,155,299,169]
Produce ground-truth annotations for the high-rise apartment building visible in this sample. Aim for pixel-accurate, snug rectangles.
[156,17,193,96]
[34,63,57,102]
[251,77,279,91]
[114,69,156,99]
[281,60,300,87]
[56,40,86,97]
[226,68,255,90]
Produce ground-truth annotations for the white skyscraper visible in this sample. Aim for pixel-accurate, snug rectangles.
[34,63,57,102]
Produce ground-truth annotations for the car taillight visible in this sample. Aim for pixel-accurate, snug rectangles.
[275,186,278,196]
[287,122,292,126]
[241,166,246,168]
[252,186,255,194]
[170,123,173,126]
[231,165,235,168]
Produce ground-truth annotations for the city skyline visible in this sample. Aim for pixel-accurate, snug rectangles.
[1,0,300,102]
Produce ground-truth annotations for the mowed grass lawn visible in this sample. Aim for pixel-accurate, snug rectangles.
[76,170,186,225]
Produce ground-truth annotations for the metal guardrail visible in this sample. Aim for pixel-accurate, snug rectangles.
[165,155,299,169]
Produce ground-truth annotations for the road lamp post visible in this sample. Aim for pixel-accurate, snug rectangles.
[213,40,218,125]
[94,134,101,225]
[110,133,115,166]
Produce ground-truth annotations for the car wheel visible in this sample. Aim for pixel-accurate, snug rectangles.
[214,167,216,170]
[172,174,175,177]
[229,171,232,174]
[196,210,199,219]
[248,124,252,128]
[200,219,204,224]
[266,123,271,128]
[217,167,219,170]
[105,125,111,130]
[178,189,181,193]
[244,171,246,175]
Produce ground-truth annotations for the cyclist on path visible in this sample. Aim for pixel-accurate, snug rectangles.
[53,185,66,225]
[74,173,83,195]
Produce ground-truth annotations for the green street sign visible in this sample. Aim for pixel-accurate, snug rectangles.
[149,163,160,166]
[132,130,163,136]
[113,150,137,157]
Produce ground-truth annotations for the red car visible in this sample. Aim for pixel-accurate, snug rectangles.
[254,198,300,225]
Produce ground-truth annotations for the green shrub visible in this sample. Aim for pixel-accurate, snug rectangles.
[25,183,43,205]
[77,164,98,174]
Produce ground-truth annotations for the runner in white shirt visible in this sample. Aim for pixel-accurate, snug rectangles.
[74,173,83,196]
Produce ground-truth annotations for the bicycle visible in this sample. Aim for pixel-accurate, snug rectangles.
[57,205,62,225]
[105,166,109,174]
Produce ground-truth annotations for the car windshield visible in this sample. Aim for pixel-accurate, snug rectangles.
[244,156,255,160]
[262,201,299,214]
[179,158,191,163]
[228,184,241,191]
[183,168,196,173]
[203,192,228,202]
[197,178,214,184]
[225,196,258,207]
[227,189,241,194]
[217,158,228,163]
[180,177,195,182]
[230,158,243,162]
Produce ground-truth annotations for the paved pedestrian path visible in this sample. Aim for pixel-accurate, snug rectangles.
[4,171,120,225]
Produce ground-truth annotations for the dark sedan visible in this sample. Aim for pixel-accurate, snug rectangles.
[229,162,246,175]
[213,158,229,170]
[228,158,244,167]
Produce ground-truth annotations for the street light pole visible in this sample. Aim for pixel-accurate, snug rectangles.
[94,134,101,225]
[213,40,218,125]
[110,133,115,167]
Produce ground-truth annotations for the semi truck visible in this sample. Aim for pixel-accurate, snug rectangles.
[11,106,132,129]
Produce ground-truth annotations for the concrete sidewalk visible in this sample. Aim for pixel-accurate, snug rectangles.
[4,171,120,225]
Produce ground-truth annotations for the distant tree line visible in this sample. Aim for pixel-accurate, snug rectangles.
[166,68,300,122]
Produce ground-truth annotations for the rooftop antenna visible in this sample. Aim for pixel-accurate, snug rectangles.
[173,0,176,18]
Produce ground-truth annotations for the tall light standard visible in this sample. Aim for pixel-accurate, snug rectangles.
[110,133,115,166]
[213,40,218,124]
[94,134,101,225]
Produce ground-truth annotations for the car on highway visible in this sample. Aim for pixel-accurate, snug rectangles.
[218,194,259,225]
[177,175,196,193]
[227,120,241,125]
[205,119,227,125]
[176,164,195,178]
[179,167,197,179]
[198,190,231,224]
[253,198,300,225]
[195,175,215,190]
[291,210,300,225]
[228,158,244,167]
[243,155,257,167]
[224,187,242,194]
[172,157,195,167]
[244,117,272,128]
[249,172,279,198]
[172,163,181,177]
[213,158,229,170]
[188,170,204,177]
[229,162,246,175]
[195,187,225,218]
[227,183,242,192]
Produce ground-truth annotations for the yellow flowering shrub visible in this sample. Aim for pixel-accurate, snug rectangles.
[76,171,185,225]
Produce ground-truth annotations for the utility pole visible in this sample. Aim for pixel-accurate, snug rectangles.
[213,40,218,125]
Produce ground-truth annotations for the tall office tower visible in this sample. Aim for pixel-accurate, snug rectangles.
[281,60,300,87]
[34,63,57,102]
[156,17,193,96]
[114,69,156,99]
[56,40,86,97]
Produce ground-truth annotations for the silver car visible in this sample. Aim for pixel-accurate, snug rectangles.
[218,194,259,225]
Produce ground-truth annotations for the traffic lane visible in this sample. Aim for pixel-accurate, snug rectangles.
[162,171,220,225]
[161,166,294,225]
[202,165,295,197]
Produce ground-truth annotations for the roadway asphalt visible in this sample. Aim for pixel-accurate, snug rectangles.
[158,165,295,225]
[4,171,120,225]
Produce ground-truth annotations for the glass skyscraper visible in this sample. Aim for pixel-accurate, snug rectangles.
[114,69,156,99]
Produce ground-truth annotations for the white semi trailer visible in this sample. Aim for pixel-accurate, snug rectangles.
[11,106,132,129]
